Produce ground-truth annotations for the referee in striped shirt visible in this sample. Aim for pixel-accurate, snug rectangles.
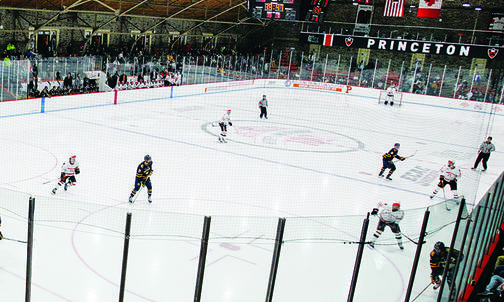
[472,136,496,171]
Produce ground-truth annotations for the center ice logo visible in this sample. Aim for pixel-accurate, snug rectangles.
[205,121,363,153]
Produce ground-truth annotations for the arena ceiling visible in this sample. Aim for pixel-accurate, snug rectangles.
[0,0,503,34]
[0,0,255,25]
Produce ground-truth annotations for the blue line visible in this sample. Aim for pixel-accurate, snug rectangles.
[170,86,173,98]
[41,98,45,113]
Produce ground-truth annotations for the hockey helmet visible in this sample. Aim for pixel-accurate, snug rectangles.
[227,109,231,113]
[392,202,400,208]
[434,241,445,252]
[69,154,76,164]
[394,143,400,149]
[448,160,455,167]
[488,136,493,141]
[144,154,152,162]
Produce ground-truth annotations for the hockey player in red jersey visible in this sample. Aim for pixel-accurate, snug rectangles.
[369,202,405,250]
[430,160,461,199]
[52,154,80,195]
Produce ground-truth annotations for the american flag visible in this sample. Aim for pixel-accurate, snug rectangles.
[383,0,405,17]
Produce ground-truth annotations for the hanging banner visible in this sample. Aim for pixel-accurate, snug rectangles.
[417,0,442,18]
[300,33,504,60]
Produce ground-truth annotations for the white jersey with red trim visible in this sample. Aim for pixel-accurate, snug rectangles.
[220,112,232,126]
[386,86,397,96]
[378,203,404,224]
[61,158,79,176]
[440,164,461,181]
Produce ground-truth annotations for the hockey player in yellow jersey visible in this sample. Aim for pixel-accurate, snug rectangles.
[129,155,153,203]
[379,143,405,180]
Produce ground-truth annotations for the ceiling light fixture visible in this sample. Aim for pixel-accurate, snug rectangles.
[462,2,471,7]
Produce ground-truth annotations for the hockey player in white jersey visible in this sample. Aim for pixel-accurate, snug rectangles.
[52,154,80,195]
[218,109,233,143]
[430,160,461,199]
[384,83,397,106]
[369,202,405,250]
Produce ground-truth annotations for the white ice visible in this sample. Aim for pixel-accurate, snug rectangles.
[0,85,502,302]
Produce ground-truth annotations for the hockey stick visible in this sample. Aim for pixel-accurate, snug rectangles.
[3,237,27,244]
[42,177,60,184]
[411,281,435,302]
[402,232,420,245]
[404,150,418,159]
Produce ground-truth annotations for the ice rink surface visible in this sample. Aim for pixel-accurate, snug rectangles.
[0,85,503,302]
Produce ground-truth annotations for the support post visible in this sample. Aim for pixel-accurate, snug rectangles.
[347,213,370,302]
[404,209,430,302]
[194,216,211,302]
[118,212,132,302]
[437,198,467,301]
[266,218,286,302]
[25,196,35,302]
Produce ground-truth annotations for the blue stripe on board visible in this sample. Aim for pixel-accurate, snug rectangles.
[1,84,503,119]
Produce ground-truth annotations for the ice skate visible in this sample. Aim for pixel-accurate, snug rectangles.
[148,195,152,203]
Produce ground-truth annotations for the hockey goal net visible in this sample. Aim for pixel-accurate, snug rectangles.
[378,90,403,106]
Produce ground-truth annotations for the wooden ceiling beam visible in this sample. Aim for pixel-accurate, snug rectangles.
[181,0,246,35]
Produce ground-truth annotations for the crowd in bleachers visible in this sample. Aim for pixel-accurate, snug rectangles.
[27,73,98,98]
[107,70,182,91]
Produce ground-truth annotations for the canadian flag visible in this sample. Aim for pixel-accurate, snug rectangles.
[417,0,443,18]
[323,34,334,46]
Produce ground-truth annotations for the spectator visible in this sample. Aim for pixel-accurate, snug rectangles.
[63,73,73,89]
[74,74,82,89]
[28,76,38,97]
[83,74,90,90]
[119,73,127,83]
[478,275,504,297]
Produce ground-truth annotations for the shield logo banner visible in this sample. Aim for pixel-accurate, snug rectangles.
[488,48,499,59]
[345,37,354,47]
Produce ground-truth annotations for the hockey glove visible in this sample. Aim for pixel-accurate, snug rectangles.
[229,122,233,126]
[60,172,66,179]
[400,157,405,161]
[440,175,445,181]
[75,167,80,174]
[371,208,379,215]
[0,231,3,240]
